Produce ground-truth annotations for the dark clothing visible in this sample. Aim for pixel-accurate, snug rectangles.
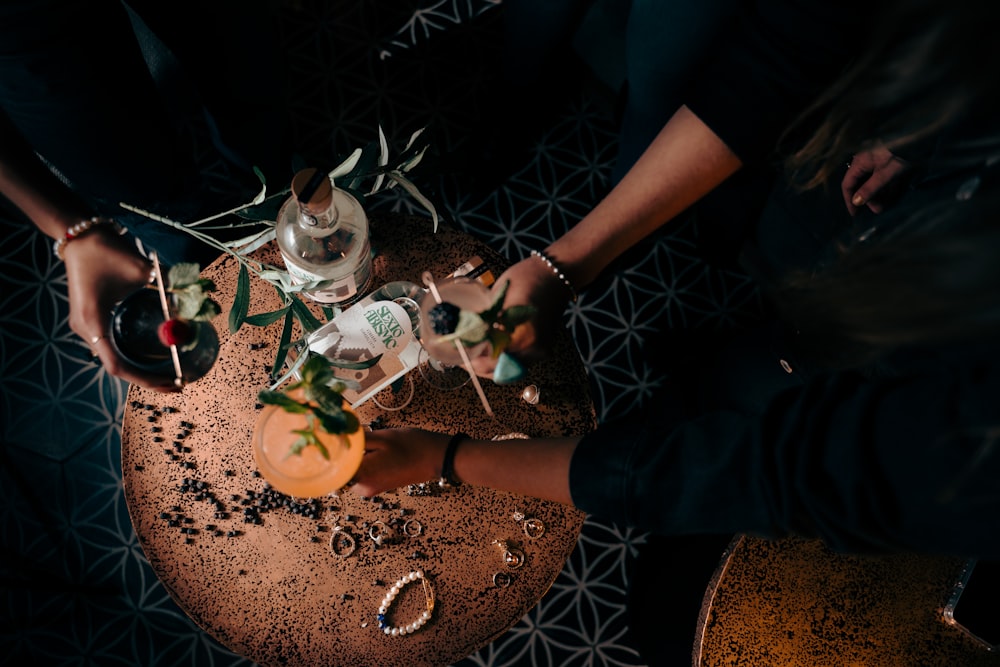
[684,0,860,165]
[0,0,287,266]
[568,1,1000,560]
[684,0,866,268]
[572,332,1000,558]
[502,0,741,184]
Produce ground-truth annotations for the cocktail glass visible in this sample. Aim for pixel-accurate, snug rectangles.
[416,273,495,414]
[416,347,471,391]
[252,393,365,498]
[416,275,493,365]
[110,287,219,383]
[371,374,416,411]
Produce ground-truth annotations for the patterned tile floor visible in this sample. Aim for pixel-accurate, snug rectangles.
[0,2,762,665]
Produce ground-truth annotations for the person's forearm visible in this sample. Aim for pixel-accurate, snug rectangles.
[452,436,581,505]
[547,105,742,288]
[0,112,91,238]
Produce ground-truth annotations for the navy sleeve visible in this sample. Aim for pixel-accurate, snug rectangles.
[683,0,865,163]
[569,357,1000,559]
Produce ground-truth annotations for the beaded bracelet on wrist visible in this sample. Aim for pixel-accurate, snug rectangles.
[53,216,121,260]
[529,249,578,303]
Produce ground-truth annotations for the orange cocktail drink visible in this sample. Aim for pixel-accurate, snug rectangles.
[252,398,365,498]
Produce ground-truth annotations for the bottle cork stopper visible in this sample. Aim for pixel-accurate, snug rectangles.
[291,168,333,213]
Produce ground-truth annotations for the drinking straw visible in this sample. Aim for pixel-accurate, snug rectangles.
[422,271,493,416]
[151,252,185,388]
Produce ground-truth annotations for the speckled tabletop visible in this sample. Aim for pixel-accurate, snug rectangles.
[121,216,596,667]
[695,535,1000,666]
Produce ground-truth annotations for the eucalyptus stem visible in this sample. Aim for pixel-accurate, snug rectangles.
[118,201,283,280]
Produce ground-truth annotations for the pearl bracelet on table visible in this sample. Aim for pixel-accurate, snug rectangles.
[377,570,435,636]
[529,249,578,303]
[53,216,121,260]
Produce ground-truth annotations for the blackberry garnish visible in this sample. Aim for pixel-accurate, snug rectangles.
[428,302,461,334]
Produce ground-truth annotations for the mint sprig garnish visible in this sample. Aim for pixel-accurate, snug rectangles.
[257,354,361,459]
[168,263,221,321]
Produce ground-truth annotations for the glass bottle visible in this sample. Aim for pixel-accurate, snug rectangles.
[275,167,374,305]
[300,281,424,406]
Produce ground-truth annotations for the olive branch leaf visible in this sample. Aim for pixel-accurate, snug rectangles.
[118,125,437,384]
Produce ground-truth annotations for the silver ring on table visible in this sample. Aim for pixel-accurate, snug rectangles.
[330,527,357,556]
[369,520,389,545]
[492,571,513,588]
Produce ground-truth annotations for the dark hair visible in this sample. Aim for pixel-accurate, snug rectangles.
[771,0,1000,367]
[782,0,1000,189]
[775,194,1000,367]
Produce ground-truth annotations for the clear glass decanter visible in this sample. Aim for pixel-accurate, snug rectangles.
[275,167,373,305]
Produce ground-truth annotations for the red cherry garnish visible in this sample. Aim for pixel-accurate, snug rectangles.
[157,318,194,347]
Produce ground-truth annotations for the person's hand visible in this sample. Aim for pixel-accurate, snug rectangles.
[350,428,451,497]
[468,256,573,378]
[62,227,180,392]
[842,146,911,216]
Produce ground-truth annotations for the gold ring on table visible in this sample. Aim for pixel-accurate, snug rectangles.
[492,539,525,569]
[503,548,525,569]
[522,518,546,539]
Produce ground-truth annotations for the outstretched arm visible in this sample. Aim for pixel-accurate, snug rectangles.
[483,105,742,366]
[548,104,742,288]
[351,428,581,505]
[0,112,177,391]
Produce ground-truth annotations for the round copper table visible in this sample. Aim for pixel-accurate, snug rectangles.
[121,215,596,667]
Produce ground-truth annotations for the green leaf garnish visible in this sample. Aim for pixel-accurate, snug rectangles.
[436,279,537,352]
[259,353,361,459]
[271,309,295,378]
[168,263,202,288]
[167,262,221,323]
[244,304,291,327]
[440,310,489,345]
[499,304,536,330]
[290,296,323,333]
[259,390,311,413]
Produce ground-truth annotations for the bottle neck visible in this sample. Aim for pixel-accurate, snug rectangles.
[296,196,340,235]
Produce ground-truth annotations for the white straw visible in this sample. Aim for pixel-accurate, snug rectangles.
[453,339,493,416]
[151,252,184,387]
[422,270,443,304]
